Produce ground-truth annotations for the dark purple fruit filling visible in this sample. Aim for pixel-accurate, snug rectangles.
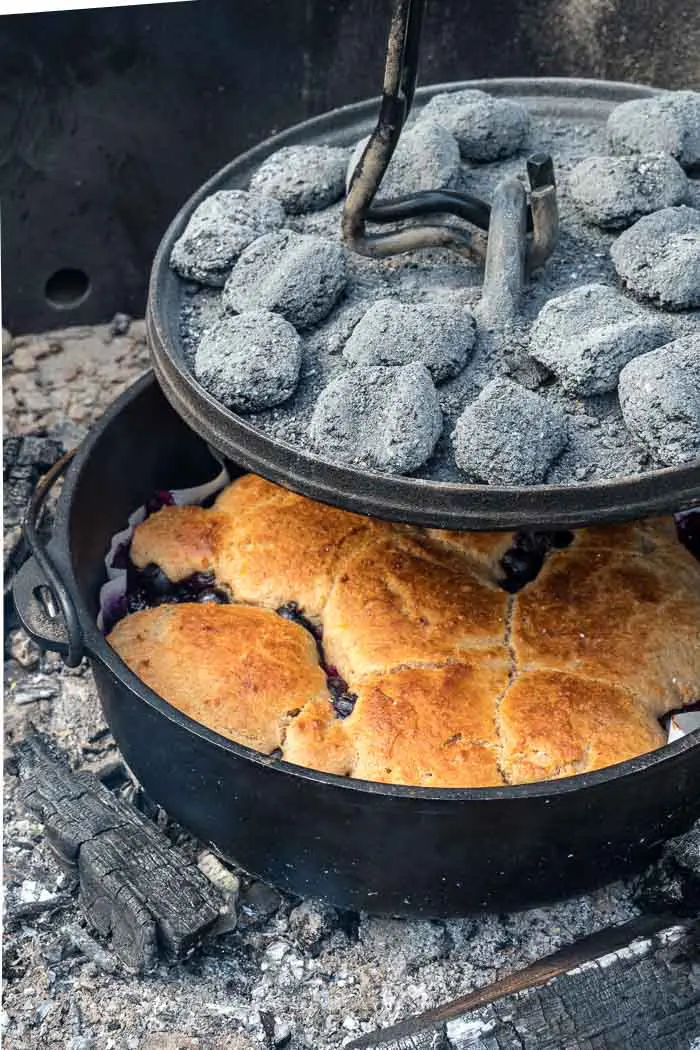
[275,606,357,718]
[676,510,700,563]
[276,602,323,641]
[144,490,175,515]
[499,530,574,593]
[126,563,229,614]
[325,666,358,718]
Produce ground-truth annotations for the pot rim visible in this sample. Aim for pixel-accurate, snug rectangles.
[58,372,700,804]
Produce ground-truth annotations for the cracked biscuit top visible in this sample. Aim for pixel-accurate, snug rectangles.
[108,474,700,788]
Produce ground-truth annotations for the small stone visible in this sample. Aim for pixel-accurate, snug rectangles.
[610,205,700,309]
[529,283,670,396]
[223,230,347,329]
[309,363,443,475]
[109,313,132,337]
[417,89,530,162]
[452,377,568,485]
[607,91,700,170]
[272,1019,292,1047]
[250,144,349,214]
[69,1038,96,1050]
[2,327,12,354]
[568,153,688,229]
[347,119,461,197]
[342,298,476,382]
[11,346,36,372]
[6,630,40,670]
[10,678,60,705]
[618,335,700,467]
[194,310,302,412]
[288,899,340,954]
[170,190,286,286]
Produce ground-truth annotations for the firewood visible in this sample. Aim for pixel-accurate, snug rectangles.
[16,732,222,973]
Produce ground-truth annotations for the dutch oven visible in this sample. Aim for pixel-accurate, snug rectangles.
[12,374,700,917]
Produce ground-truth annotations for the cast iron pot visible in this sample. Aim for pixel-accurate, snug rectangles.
[13,374,700,917]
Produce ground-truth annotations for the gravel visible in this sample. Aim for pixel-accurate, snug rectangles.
[417,89,530,161]
[568,153,689,229]
[607,90,700,170]
[347,119,461,197]
[452,377,568,484]
[170,191,286,286]
[194,310,302,412]
[610,205,700,310]
[249,145,349,214]
[529,283,671,396]
[223,230,348,329]
[308,362,443,473]
[342,298,477,382]
[618,334,700,466]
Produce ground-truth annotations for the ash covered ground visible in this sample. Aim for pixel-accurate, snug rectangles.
[0,323,663,1050]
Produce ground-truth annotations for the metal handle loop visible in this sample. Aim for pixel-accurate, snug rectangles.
[21,449,85,667]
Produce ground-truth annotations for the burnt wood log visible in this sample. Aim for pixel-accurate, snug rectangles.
[445,922,700,1050]
[16,733,222,973]
[350,920,700,1050]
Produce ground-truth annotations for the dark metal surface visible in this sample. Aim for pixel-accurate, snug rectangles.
[11,375,700,916]
[147,77,700,532]
[3,0,699,334]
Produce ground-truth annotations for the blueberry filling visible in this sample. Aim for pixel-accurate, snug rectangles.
[499,530,574,593]
[275,605,357,718]
[676,511,700,563]
[144,490,175,515]
[126,562,230,614]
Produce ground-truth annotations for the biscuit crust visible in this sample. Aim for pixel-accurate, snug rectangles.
[107,473,700,788]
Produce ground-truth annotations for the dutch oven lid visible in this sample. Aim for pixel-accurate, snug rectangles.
[146,76,700,532]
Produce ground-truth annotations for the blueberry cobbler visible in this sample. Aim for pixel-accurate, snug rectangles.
[102,473,700,788]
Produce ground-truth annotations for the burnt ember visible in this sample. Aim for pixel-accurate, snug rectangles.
[499,529,574,593]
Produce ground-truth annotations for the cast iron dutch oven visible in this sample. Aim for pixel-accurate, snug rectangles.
[12,374,700,917]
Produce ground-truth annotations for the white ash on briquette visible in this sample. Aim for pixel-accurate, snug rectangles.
[177,90,700,485]
[611,205,700,310]
[568,153,689,229]
[170,190,286,286]
[528,283,670,397]
[194,309,302,412]
[309,362,443,474]
[346,119,462,197]
[451,377,568,485]
[416,89,531,162]
[341,298,477,382]
[618,335,700,467]
[607,90,700,171]
[250,144,350,214]
[222,229,348,329]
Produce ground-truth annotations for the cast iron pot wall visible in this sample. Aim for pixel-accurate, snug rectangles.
[13,374,700,917]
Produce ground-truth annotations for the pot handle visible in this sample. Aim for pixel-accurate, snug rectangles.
[12,450,85,667]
